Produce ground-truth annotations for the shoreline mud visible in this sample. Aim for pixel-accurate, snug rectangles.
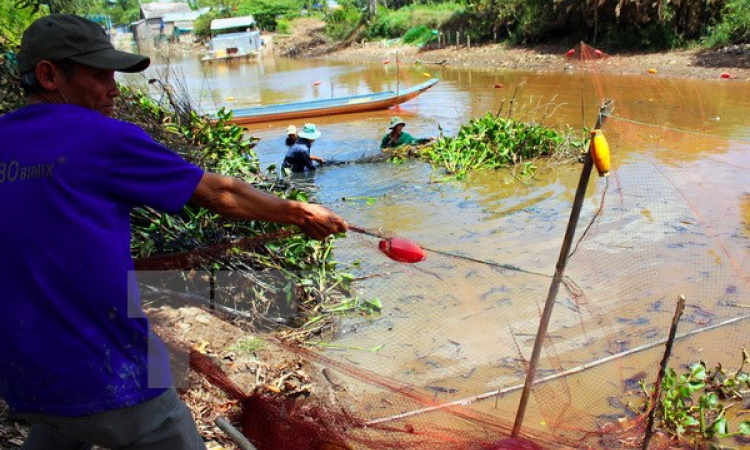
[275,19,750,81]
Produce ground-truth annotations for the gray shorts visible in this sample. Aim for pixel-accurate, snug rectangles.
[16,388,207,450]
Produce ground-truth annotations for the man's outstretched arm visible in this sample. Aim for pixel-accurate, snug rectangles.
[191,172,347,240]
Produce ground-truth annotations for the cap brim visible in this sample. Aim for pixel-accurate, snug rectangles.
[70,48,150,73]
[389,123,406,129]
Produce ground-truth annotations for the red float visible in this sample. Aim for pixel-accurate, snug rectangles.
[494,83,504,88]
[382,59,391,65]
[378,238,426,263]
[721,72,731,79]
[313,80,322,86]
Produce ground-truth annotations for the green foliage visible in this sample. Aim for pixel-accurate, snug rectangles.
[0,52,24,115]
[363,3,461,40]
[324,3,360,40]
[393,111,578,181]
[639,351,750,445]
[402,25,436,45]
[328,0,728,49]
[195,0,303,34]
[237,0,303,31]
[124,87,356,335]
[12,0,98,15]
[706,0,750,46]
[0,0,45,48]
[193,10,222,40]
[275,17,292,34]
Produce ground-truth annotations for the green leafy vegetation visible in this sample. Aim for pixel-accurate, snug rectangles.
[639,350,750,445]
[326,2,462,42]
[706,0,750,47]
[236,0,303,31]
[275,17,292,35]
[402,25,436,45]
[324,1,361,41]
[193,0,304,34]
[120,87,361,335]
[387,109,582,181]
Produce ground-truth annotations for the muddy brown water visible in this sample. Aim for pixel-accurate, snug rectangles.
[130,55,749,444]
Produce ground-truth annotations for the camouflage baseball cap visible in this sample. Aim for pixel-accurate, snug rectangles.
[17,14,150,74]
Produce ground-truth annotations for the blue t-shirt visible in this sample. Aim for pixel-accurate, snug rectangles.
[0,103,205,416]
[282,140,316,173]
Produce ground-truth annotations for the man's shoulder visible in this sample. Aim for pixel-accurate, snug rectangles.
[3,104,136,133]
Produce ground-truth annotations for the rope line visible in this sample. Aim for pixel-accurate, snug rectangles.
[612,115,750,143]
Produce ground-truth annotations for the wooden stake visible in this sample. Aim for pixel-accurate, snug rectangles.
[511,99,614,438]
[642,295,686,450]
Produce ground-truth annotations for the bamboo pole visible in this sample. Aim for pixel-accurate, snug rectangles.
[395,53,401,111]
[642,295,686,450]
[511,99,614,437]
[216,417,258,450]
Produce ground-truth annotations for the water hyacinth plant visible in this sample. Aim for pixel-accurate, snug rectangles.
[387,110,583,181]
[638,350,750,446]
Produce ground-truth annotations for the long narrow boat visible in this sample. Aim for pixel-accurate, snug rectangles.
[227,78,439,125]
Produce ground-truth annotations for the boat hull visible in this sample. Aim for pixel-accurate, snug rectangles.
[226,78,439,125]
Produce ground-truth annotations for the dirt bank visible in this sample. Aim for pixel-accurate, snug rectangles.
[279,19,750,81]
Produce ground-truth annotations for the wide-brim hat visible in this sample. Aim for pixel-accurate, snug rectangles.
[286,124,297,135]
[389,117,406,130]
[18,14,150,74]
[298,123,321,140]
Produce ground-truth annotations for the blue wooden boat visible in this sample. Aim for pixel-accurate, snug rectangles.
[228,78,439,125]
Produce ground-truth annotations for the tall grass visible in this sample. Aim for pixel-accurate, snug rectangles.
[369,3,462,39]
[324,2,463,41]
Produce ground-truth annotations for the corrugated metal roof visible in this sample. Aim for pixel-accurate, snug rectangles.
[162,11,203,23]
[210,16,256,31]
[140,2,191,20]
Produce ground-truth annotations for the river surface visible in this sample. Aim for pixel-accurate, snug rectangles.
[130,55,749,261]
[130,54,749,443]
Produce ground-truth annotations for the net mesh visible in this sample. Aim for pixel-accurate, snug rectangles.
[272,114,748,449]
[152,43,749,450]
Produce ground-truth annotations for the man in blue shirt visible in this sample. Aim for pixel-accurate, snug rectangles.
[0,14,347,450]
[282,123,325,172]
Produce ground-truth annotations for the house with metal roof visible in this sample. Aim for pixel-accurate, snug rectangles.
[202,15,262,62]
[132,2,192,43]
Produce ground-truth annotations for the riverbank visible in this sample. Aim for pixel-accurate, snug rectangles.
[277,19,750,81]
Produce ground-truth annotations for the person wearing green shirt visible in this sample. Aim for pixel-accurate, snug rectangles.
[380,117,433,149]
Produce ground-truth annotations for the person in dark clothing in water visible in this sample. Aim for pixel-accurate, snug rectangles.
[282,123,325,173]
[285,124,298,147]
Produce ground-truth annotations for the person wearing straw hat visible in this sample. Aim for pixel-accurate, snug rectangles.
[380,117,433,149]
[285,124,298,147]
[282,123,325,173]
[0,14,347,450]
